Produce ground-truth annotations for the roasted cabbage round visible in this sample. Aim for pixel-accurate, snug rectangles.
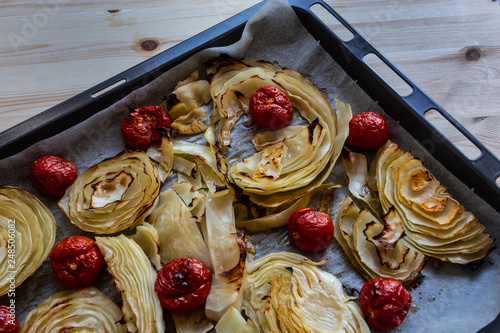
[370,141,494,264]
[0,186,56,296]
[59,150,161,235]
[242,252,369,333]
[96,235,165,333]
[333,196,426,284]
[206,58,351,208]
[20,287,126,333]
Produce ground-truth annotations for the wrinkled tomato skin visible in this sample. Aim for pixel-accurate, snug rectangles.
[155,258,212,314]
[0,305,19,333]
[121,105,171,149]
[288,207,334,253]
[359,277,412,331]
[30,155,78,200]
[345,111,390,151]
[249,86,294,130]
[49,236,105,290]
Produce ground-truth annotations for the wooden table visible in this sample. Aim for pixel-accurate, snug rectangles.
[1,0,499,169]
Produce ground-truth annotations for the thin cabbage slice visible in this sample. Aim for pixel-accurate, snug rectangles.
[165,78,211,135]
[59,150,161,234]
[206,58,352,208]
[236,184,337,233]
[215,307,259,333]
[204,192,247,321]
[0,186,56,297]
[130,222,162,270]
[342,149,382,215]
[373,141,494,264]
[243,252,369,333]
[333,196,426,284]
[20,287,126,333]
[148,189,212,270]
[172,308,214,333]
[96,235,165,333]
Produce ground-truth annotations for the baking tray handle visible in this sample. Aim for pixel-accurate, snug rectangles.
[297,0,500,202]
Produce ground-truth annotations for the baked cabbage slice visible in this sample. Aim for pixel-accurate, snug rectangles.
[372,141,494,264]
[130,222,162,270]
[242,252,369,333]
[20,287,125,333]
[148,188,212,269]
[333,196,426,284]
[0,186,56,297]
[96,235,165,333]
[59,150,161,235]
[205,58,351,208]
[204,192,247,322]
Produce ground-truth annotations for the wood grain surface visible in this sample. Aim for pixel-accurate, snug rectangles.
[1,0,499,170]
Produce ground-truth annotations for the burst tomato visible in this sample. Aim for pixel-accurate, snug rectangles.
[249,86,293,130]
[49,236,105,290]
[30,155,78,200]
[0,305,19,333]
[359,277,412,331]
[345,111,390,151]
[155,258,212,314]
[288,207,334,253]
[121,105,171,149]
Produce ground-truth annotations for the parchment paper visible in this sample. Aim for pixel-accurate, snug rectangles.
[1,0,498,332]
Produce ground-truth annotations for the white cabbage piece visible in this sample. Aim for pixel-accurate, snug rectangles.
[204,192,247,322]
[333,196,426,284]
[20,287,126,333]
[172,308,214,333]
[148,189,212,270]
[130,222,162,270]
[206,58,352,208]
[165,79,211,135]
[236,184,337,233]
[59,150,161,235]
[146,130,174,182]
[172,140,230,197]
[371,141,494,264]
[172,181,207,222]
[242,252,369,333]
[215,307,259,333]
[0,186,56,297]
[96,235,165,333]
[342,149,382,215]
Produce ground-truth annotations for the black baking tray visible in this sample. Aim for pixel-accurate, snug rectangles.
[0,0,499,330]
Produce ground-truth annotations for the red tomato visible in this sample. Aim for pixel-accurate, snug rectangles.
[249,86,293,130]
[345,111,390,151]
[49,236,105,290]
[0,305,19,333]
[359,277,412,331]
[30,155,78,200]
[121,105,171,149]
[288,207,334,253]
[155,258,212,314]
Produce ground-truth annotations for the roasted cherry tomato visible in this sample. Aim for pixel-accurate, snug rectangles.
[0,305,19,333]
[30,155,78,200]
[49,236,105,290]
[345,111,390,151]
[121,105,171,149]
[249,86,294,130]
[288,207,334,253]
[155,258,212,314]
[359,277,412,331]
